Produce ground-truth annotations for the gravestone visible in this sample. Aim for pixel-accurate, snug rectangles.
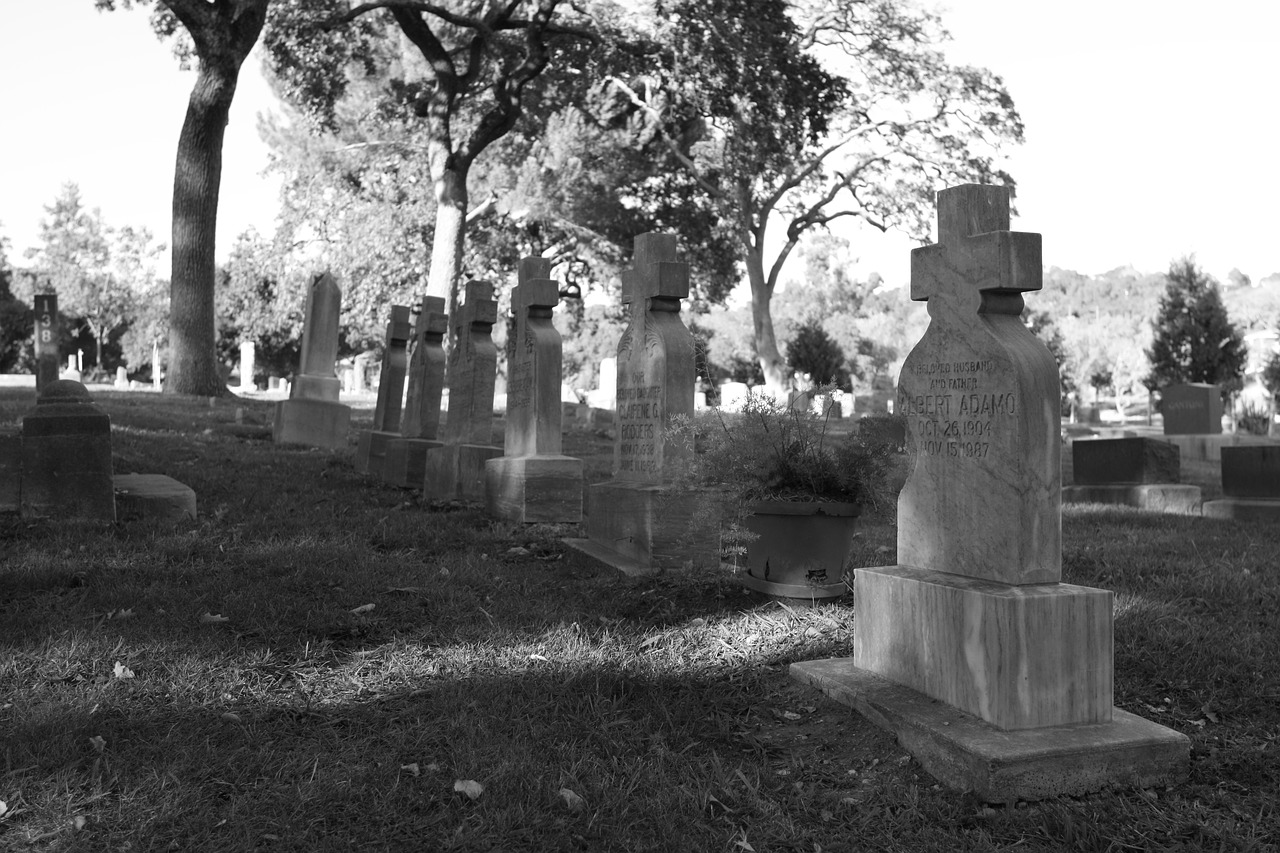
[384,297,448,488]
[566,233,717,575]
[1161,383,1222,435]
[273,272,352,450]
[354,305,413,477]
[238,341,256,392]
[64,354,81,383]
[114,366,129,389]
[33,294,59,392]
[113,473,197,526]
[422,281,501,500]
[790,185,1187,801]
[586,356,617,410]
[1063,437,1200,513]
[21,380,115,521]
[1203,445,1280,520]
[485,258,584,523]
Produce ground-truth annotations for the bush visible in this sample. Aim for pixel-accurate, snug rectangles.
[786,321,850,389]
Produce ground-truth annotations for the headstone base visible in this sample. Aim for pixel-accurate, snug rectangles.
[789,660,1189,802]
[566,481,720,576]
[1202,498,1280,521]
[484,455,584,523]
[273,399,351,450]
[382,438,443,488]
[0,434,20,513]
[854,565,1113,730]
[422,443,503,502]
[355,430,399,478]
[113,474,197,526]
[1062,484,1202,514]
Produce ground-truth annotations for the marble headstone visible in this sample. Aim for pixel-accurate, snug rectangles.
[567,233,717,575]
[355,304,412,477]
[238,341,256,392]
[485,258,584,522]
[422,281,502,501]
[273,272,352,449]
[384,297,448,487]
[790,185,1188,801]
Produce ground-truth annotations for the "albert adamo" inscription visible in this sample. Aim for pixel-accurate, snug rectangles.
[900,360,1015,459]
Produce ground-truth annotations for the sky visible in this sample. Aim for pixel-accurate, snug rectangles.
[1,1,1277,290]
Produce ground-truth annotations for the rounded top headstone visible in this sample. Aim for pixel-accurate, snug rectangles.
[38,379,94,404]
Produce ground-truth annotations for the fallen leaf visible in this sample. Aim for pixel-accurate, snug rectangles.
[425,762,440,773]
[89,736,106,753]
[73,815,88,831]
[639,635,663,649]
[201,613,230,624]
[1202,705,1220,724]
[781,710,802,721]
[350,603,376,615]
[109,608,135,620]
[529,653,549,662]
[112,661,134,680]
[687,618,707,629]
[734,838,756,852]
[221,712,241,723]
[454,779,484,800]
[804,627,820,638]
[0,800,8,818]
[506,546,531,557]
[558,787,585,811]
[401,763,420,777]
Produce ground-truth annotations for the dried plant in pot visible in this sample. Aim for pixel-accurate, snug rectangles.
[674,389,898,600]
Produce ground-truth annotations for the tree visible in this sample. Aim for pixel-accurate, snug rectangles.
[0,227,29,372]
[265,0,599,326]
[1145,257,1247,396]
[609,0,1022,394]
[786,321,849,389]
[97,0,270,395]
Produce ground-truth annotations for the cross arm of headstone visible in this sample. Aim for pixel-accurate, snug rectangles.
[387,305,413,342]
[419,296,448,336]
[457,281,498,332]
[622,233,690,308]
[910,184,1041,316]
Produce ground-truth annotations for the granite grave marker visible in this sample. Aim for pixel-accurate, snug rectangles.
[272,272,352,450]
[1063,436,1200,513]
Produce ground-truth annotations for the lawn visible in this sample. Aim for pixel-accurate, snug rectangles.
[0,386,1276,851]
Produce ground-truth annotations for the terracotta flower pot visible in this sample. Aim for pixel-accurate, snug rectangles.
[739,500,860,600]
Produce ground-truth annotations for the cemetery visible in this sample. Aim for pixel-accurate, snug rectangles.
[1,1,1279,849]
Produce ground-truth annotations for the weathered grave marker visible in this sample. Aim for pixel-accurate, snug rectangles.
[238,341,256,392]
[33,293,59,392]
[422,281,501,500]
[1063,437,1200,513]
[1161,383,1223,435]
[1203,445,1280,520]
[790,185,1188,801]
[21,379,115,521]
[384,297,448,487]
[355,304,413,477]
[566,233,717,574]
[485,258,584,522]
[273,272,352,450]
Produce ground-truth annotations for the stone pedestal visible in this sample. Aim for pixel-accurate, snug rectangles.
[486,455,585,523]
[33,294,59,393]
[384,438,443,488]
[354,429,399,478]
[568,480,719,576]
[113,473,197,526]
[423,443,503,502]
[273,273,352,451]
[21,380,115,522]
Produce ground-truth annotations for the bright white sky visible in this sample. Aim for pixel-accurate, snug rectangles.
[1,1,1276,288]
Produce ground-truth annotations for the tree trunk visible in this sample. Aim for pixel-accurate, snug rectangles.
[95,322,104,371]
[428,166,469,348]
[744,242,789,397]
[165,62,240,396]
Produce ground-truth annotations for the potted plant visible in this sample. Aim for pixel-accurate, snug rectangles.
[673,389,900,600]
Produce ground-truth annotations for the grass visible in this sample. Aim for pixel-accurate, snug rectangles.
[0,385,1277,851]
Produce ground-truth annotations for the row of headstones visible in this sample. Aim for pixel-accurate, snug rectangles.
[1065,435,1280,519]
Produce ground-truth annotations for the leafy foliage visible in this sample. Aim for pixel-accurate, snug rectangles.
[1145,257,1247,395]
[785,321,849,389]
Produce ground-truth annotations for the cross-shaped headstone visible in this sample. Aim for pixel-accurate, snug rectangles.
[897,183,1058,586]
[441,281,498,446]
[401,296,448,440]
[614,232,695,483]
[372,305,413,433]
[506,257,562,458]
